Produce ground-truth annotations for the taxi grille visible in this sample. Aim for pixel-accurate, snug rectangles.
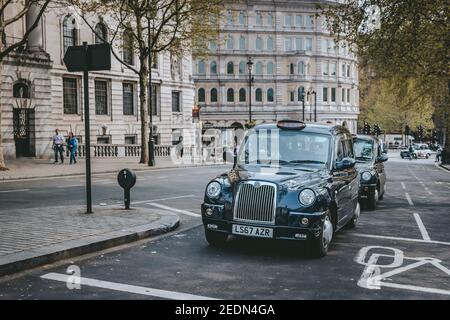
[234,182,276,225]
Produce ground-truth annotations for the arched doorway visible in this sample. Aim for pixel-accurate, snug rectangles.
[12,80,35,158]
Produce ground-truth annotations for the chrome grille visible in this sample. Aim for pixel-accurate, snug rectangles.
[234,181,276,225]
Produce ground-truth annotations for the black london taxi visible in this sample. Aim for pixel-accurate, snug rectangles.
[201,121,360,257]
[353,135,388,210]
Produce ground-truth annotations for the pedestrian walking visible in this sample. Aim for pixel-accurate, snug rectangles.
[436,146,443,163]
[68,132,78,164]
[52,129,65,164]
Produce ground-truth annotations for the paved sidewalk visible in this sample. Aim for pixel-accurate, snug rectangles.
[0,156,224,181]
[0,205,179,277]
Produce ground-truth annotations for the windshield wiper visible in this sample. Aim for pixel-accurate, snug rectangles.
[287,160,326,164]
[355,157,372,161]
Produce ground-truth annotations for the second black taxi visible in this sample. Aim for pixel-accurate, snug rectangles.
[353,135,388,210]
[201,121,361,257]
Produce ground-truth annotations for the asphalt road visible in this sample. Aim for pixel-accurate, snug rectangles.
[0,152,449,300]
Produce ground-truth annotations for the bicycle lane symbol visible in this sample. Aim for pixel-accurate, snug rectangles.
[355,246,450,296]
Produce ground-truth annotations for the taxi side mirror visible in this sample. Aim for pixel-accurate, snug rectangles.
[376,154,388,163]
[335,157,356,170]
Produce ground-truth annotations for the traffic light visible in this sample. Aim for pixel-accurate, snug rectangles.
[363,122,371,135]
[299,87,305,102]
[432,129,438,143]
[418,125,424,142]
[373,124,381,136]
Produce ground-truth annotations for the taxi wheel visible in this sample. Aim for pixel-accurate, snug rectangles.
[346,203,360,229]
[309,212,333,258]
[205,229,228,246]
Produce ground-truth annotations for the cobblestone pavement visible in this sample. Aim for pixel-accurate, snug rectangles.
[0,206,163,256]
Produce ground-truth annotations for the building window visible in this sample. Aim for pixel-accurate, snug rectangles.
[198,88,206,103]
[13,81,30,98]
[227,88,235,102]
[290,63,295,75]
[150,85,158,116]
[123,83,134,115]
[296,37,303,51]
[198,60,206,74]
[95,80,108,115]
[210,61,217,74]
[226,10,233,24]
[255,88,262,102]
[255,62,263,75]
[306,38,313,51]
[239,36,246,50]
[255,37,263,50]
[285,15,292,27]
[298,61,305,75]
[227,61,234,75]
[347,65,351,77]
[296,15,303,27]
[239,88,246,102]
[331,88,336,102]
[267,62,274,75]
[342,64,346,77]
[209,40,217,51]
[267,88,274,102]
[267,13,273,25]
[342,88,346,103]
[267,37,274,51]
[211,88,218,102]
[123,30,134,65]
[239,61,246,74]
[97,136,111,144]
[256,12,263,26]
[323,87,328,102]
[124,135,136,145]
[63,77,78,114]
[238,11,245,25]
[290,91,295,102]
[322,62,329,76]
[94,22,107,44]
[347,89,351,103]
[306,15,314,27]
[172,91,181,112]
[284,38,292,51]
[226,35,234,50]
[63,15,77,54]
[331,62,337,76]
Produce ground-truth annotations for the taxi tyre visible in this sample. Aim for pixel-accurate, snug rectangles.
[309,211,333,258]
[346,203,361,229]
[205,229,228,246]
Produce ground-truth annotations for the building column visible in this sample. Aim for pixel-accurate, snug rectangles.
[26,4,44,51]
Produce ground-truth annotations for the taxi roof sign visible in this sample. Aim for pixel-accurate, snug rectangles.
[277,120,306,130]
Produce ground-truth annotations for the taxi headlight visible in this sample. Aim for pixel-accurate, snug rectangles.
[361,171,372,181]
[299,189,316,206]
[206,181,222,199]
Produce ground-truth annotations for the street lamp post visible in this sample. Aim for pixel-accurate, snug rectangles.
[247,57,254,123]
[307,89,316,122]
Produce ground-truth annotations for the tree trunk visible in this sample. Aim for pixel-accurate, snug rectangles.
[0,28,8,171]
[136,17,149,164]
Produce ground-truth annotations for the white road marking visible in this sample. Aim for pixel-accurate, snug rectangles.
[56,184,83,188]
[0,189,30,193]
[401,182,406,190]
[40,272,219,300]
[413,213,431,241]
[352,233,450,246]
[356,247,450,296]
[147,202,200,218]
[435,181,443,185]
[132,195,195,205]
[405,193,414,206]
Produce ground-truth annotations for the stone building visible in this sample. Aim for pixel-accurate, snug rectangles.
[193,0,359,135]
[1,5,196,160]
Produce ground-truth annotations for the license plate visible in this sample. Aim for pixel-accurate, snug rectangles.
[232,224,273,238]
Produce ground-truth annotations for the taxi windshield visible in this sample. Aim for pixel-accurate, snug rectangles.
[237,129,330,169]
[354,138,374,162]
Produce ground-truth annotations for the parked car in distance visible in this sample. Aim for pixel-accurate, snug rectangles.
[413,143,432,158]
[201,120,361,257]
[353,135,388,210]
